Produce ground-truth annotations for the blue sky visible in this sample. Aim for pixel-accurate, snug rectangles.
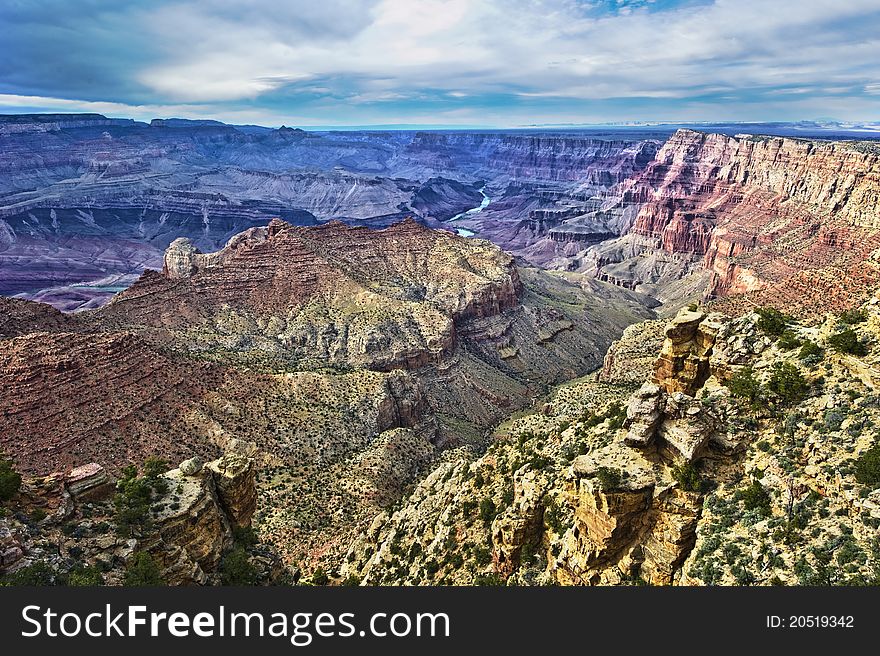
[1,0,879,128]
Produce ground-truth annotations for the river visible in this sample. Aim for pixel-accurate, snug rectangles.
[449,187,490,237]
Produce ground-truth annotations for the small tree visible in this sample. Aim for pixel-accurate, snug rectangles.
[221,547,258,585]
[725,367,763,409]
[756,307,790,336]
[766,362,808,406]
[123,552,163,586]
[113,459,169,537]
[828,329,868,356]
[0,452,22,503]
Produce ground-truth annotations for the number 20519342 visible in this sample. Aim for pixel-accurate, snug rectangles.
[766,616,854,628]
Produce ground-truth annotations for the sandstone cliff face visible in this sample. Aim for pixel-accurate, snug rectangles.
[516,129,880,317]
[621,130,880,317]
[0,448,258,586]
[599,319,665,384]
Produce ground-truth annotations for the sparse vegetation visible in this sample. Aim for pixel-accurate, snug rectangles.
[68,565,104,586]
[756,307,791,336]
[123,552,163,586]
[0,452,22,503]
[828,329,868,356]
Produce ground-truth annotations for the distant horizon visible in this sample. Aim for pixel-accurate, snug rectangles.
[3,111,880,134]
[2,2,879,128]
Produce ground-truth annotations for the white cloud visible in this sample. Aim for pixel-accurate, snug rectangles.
[128,0,880,106]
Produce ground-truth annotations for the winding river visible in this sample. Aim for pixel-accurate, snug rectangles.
[449,186,490,237]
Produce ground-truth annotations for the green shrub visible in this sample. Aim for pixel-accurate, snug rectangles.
[221,547,258,585]
[854,443,880,488]
[777,330,802,350]
[739,481,772,517]
[595,467,622,491]
[828,329,868,356]
[756,307,791,336]
[725,367,763,408]
[839,309,867,325]
[0,453,22,503]
[68,566,104,586]
[798,340,824,364]
[310,568,329,586]
[479,498,497,525]
[823,409,846,432]
[766,362,808,406]
[123,552,163,586]
[672,462,705,493]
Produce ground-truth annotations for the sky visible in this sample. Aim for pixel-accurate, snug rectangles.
[1,0,879,128]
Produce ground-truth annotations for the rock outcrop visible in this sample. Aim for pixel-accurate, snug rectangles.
[0,448,258,585]
[102,218,523,371]
[340,309,736,586]
[145,449,257,584]
[599,319,665,384]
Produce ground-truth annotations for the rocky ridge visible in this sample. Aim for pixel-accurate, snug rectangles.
[337,303,880,586]
[0,443,264,586]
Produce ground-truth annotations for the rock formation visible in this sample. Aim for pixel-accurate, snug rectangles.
[0,448,259,585]
[558,130,880,317]
[338,300,880,586]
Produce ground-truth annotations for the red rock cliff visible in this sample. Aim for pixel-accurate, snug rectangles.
[625,129,880,317]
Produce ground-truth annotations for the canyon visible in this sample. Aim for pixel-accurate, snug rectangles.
[0,217,649,572]
[3,114,880,586]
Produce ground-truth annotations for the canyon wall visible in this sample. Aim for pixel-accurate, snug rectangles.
[536,129,880,317]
